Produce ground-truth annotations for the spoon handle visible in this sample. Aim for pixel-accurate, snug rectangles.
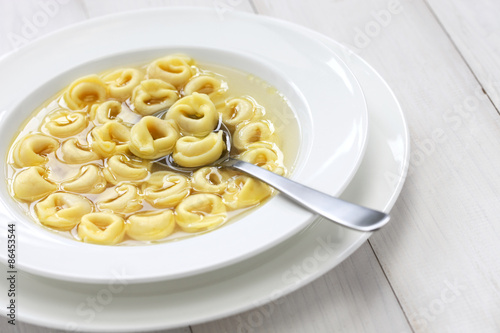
[223,158,390,232]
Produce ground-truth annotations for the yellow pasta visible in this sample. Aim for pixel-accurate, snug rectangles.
[89,101,124,124]
[35,193,93,231]
[147,54,195,87]
[61,164,107,194]
[7,54,291,246]
[219,97,258,131]
[172,131,225,168]
[191,167,234,194]
[223,176,272,210]
[164,93,218,137]
[43,111,88,138]
[239,142,285,176]
[129,116,180,159]
[97,184,143,213]
[176,194,227,232]
[59,138,99,164]
[63,75,107,110]
[12,166,57,202]
[102,68,143,100]
[90,121,131,157]
[103,154,151,185]
[12,134,59,168]
[131,79,179,115]
[142,171,190,208]
[78,212,125,245]
[233,120,275,151]
[126,210,176,241]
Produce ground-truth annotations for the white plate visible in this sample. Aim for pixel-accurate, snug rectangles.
[0,8,368,283]
[0,17,409,332]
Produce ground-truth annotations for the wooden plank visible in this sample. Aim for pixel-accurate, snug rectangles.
[425,0,500,112]
[82,0,254,18]
[0,0,88,55]
[191,243,412,333]
[252,0,500,332]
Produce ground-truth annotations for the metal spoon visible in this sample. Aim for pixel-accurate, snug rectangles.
[153,111,389,232]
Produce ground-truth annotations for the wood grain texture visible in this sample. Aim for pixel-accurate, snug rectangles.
[0,0,88,55]
[425,0,500,112]
[82,0,254,18]
[191,243,411,333]
[2,0,499,332]
[252,0,500,332]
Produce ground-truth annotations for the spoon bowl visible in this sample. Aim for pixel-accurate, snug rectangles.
[151,109,389,232]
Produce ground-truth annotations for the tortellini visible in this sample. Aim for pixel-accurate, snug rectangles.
[172,131,225,168]
[184,75,227,106]
[61,165,106,194]
[191,167,233,194]
[97,184,143,213]
[59,138,99,164]
[103,154,151,185]
[126,210,176,241]
[147,55,195,87]
[43,111,88,138]
[165,93,218,137]
[7,54,290,246]
[176,194,227,232]
[90,101,125,124]
[223,176,272,210]
[35,193,93,231]
[233,120,275,151]
[90,121,131,157]
[63,75,107,110]
[12,134,59,168]
[219,97,258,131]
[142,171,190,208]
[102,68,143,100]
[78,212,125,245]
[131,79,179,115]
[239,142,285,176]
[13,167,57,201]
[129,116,180,159]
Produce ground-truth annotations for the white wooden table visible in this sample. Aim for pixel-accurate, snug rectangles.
[1,0,500,332]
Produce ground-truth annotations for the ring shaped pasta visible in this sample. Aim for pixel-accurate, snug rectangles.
[126,210,176,241]
[176,194,227,232]
[35,193,93,231]
[63,75,107,110]
[90,120,131,157]
[233,120,275,151]
[142,171,190,208]
[90,101,124,124]
[184,75,227,106]
[219,97,257,131]
[164,93,218,137]
[13,166,57,202]
[223,176,272,210]
[147,55,195,87]
[131,79,179,116]
[173,131,225,168]
[78,212,125,245]
[12,134,59,168]
[59,138,99,164]
[102,68,143,100]
[43,111,88,138]
[61,164,106,194]
[97,184,142,213]
[239,143,285,176]
[129,116,180,159]
[191,167,234,194]
[103,154,151,185]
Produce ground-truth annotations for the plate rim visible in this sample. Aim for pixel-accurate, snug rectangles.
[0,7,369,283]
